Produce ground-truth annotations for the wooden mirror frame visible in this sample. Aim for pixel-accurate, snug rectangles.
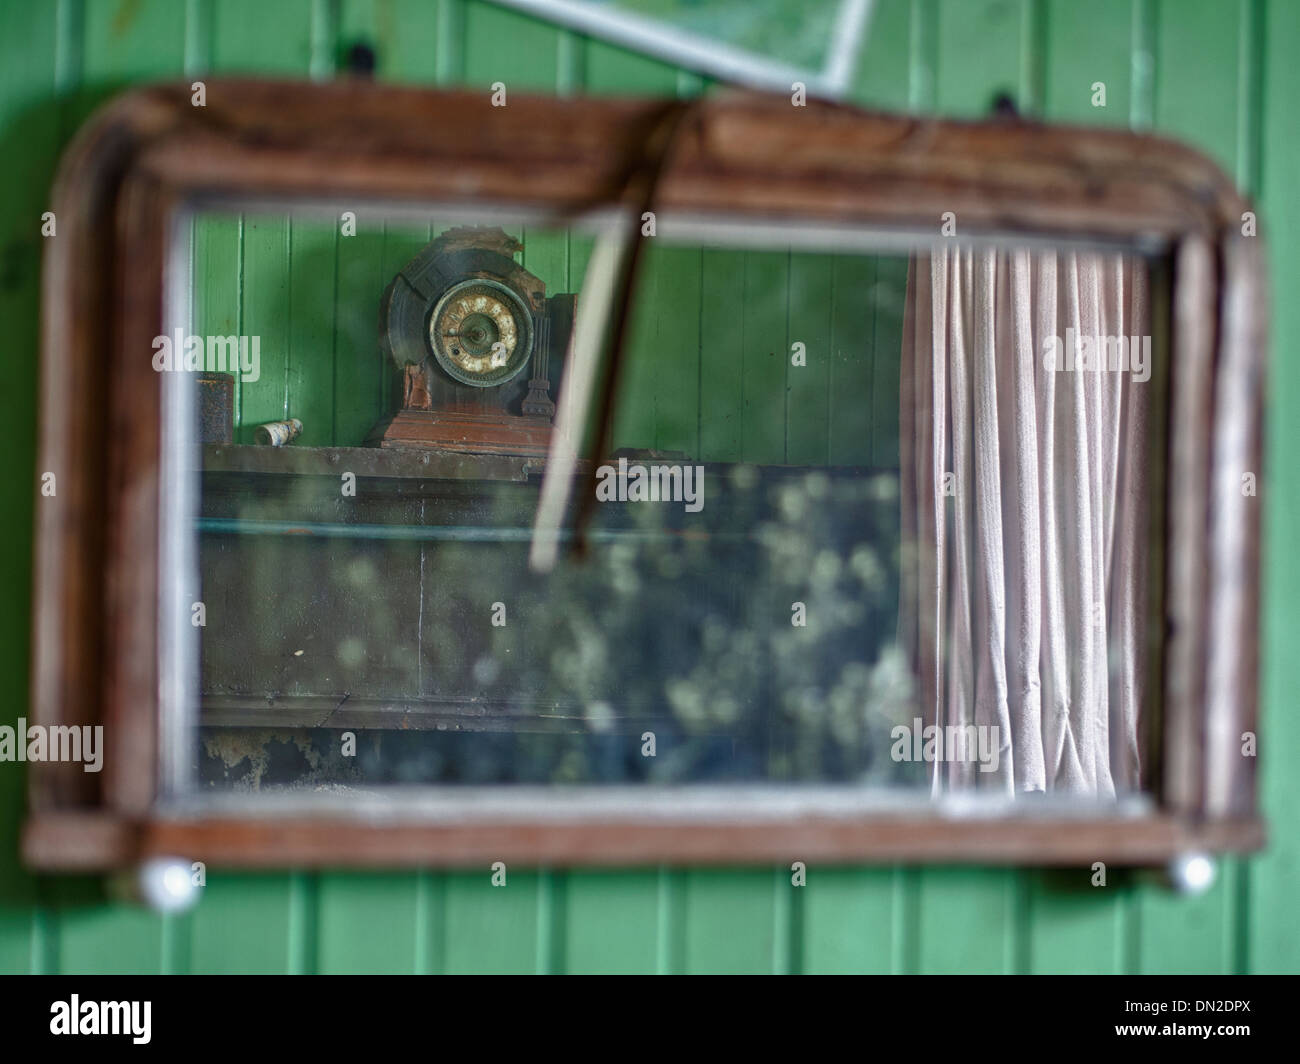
[24,79,1265,869]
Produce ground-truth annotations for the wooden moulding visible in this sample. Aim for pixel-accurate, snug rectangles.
[26,79,1266,869]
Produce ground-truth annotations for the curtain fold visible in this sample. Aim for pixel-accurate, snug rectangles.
[899,247,1149,796]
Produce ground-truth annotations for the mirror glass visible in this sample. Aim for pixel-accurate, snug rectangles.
[163,205,1170,806]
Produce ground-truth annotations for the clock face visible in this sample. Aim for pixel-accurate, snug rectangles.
[428,278,534,387]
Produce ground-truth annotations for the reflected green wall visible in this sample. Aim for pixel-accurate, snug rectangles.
[1,0,1296,974]
[192,211,904,463]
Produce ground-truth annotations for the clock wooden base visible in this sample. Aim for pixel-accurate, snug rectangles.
[373,409,553,457]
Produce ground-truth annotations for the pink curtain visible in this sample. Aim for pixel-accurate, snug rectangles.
[899,247,1150,796]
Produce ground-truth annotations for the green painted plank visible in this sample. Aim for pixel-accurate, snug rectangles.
[462,2,559,91]
[698,249,745,462]
[681,870,781,974]
[740,251,788,465]
[827,255,874,466]
[1133,869,1233,974]
[870,257,907,466]
[208,0,317,439]
[67,0,185,157]
[652,245,702,456]
[1040,0,1135,124]
[0,910,34,974]
[48,880,165,974]
[334,216,389,445]
[802,867,901,974]
[849,0,914,109]
[286,218,340,446]
[441,868,542,974]
[934,0,1032,117]
[316,873,423,973]
[563,871,661,974]
[191,211,244,449]
[339,0,439,83]
[785,252,833,466]
[1024,869,1126,974]
[188,873,298,974]
[584,38,679,95]
[210,0,318,74]
[192,214,242,337]
[0,0,61,975]
[520,224,568,296]
[82,0,185,81]
[914,868,1021,973]
[236,214,291,440]
[1152,0,1244,173]
[1252,0,1300,977]
[612,243,660,451]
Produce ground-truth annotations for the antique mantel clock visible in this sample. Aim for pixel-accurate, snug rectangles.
[372,226,575,456]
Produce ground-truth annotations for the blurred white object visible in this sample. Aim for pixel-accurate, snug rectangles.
[1167,853,1216,895]
[134,857,201,913]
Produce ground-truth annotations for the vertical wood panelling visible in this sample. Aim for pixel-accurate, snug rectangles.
[442,869,542,974]
[189,874,301,974]
[681,870,780,974]
[934,0,1031,117]
[464,1,560,90]
[850,0,915,109]
[1252,0,1300,976]
[584,38,680,96]
[698,249,746,461]
[613,246,661,450]
[333,219,388,444]
[1133,0,1251,973]
[1040,0,1137,123]
[209,0,318,73]
[563,871,662,975]
[49,879,166,975]
[1152,0,1245,174]
[0,0,1296,978]
[740,252,789,464]
[870,260,907,466]
[1023,869,1126,974]
[80,0,185,80]
[316,873,424,974]
[828,256,875,466]
[914,867,1021,973]
[287,219,341,446]
[651,246,703,455]
[0,0,62,975]
[238,216,292,439]
[803,867,902,974]
[786,253,833,466]
[1133,867,1237,975]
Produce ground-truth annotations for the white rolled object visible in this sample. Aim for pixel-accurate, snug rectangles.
[255,418,303,446]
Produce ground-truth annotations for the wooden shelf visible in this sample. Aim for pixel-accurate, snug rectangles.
[201,443,559,482]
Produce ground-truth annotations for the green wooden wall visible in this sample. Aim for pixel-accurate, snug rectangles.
[1,0,1296,974]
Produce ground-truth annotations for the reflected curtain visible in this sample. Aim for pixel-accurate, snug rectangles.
[898,247,1150,796]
